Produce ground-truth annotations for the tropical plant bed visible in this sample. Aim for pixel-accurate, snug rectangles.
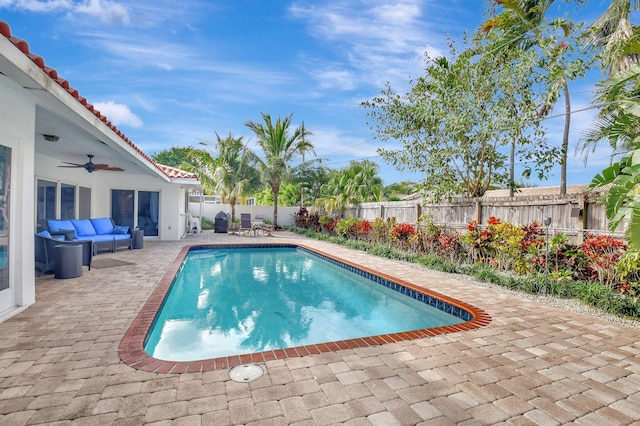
[289,212,640,322]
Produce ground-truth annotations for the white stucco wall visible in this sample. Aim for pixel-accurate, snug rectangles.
[0,74,36,319]
[188,202,299,228]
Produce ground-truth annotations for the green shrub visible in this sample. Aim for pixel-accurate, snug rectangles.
[201,217,214,230]
[287,222,640,320]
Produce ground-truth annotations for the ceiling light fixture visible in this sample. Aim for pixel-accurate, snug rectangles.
[42,134,59,142]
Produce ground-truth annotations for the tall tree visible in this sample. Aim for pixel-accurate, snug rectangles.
[151,146,196,168]
[245,113,315,229]
[188,133,259,223]
[363,34,549,201]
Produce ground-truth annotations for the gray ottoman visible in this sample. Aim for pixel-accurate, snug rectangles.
[54,244,83,279]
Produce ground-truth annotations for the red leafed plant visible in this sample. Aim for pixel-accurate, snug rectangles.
[580,234,627,286]
[392,223,415,243]
[358,219,373,237]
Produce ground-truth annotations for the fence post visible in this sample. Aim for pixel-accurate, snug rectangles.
[578,194,587,243]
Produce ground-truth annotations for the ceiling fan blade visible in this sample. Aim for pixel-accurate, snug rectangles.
[95,164,125,171]
[59,162,85,167]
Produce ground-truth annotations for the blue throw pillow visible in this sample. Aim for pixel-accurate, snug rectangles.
[113,225,129,235]
[37,230,51,238]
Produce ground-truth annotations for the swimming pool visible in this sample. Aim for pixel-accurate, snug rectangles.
[119,243,491,373]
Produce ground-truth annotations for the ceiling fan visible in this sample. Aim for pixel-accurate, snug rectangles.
[59,154,124,173]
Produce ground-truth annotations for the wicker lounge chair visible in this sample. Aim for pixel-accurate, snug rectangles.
[35,231,93,276]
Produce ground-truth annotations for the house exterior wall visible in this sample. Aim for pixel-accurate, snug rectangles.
[92,172,186,240]
[0,74,36,319]
[34,154,190,240]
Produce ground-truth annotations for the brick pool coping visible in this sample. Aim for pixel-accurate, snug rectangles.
[118,243,492,373]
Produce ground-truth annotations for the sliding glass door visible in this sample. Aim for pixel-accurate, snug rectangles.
[111,189,160,236]
[0,145,11,312]
[111,190,135,229]
[137,191,159,236]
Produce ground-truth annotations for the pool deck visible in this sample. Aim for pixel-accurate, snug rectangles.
[2,231,640,425]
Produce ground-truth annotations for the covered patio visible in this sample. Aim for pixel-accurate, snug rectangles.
[1,231,639,425]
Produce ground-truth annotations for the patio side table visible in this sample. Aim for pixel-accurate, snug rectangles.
[133,229,144,249]
[54,244,83,279]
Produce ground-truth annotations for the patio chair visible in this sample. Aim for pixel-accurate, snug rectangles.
[188,213,201,234]
[35,231,93,276]
[239,213,253,236]
[253,214,272,236]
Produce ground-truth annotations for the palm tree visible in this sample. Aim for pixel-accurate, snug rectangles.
[188,133,259,224]
[583,0,640,76]
[245,113,315,229]
[483,0,588,195]
[317,160,383,214]
[292,165,330,207]
[587,2,640,251]
[579,0,640,162]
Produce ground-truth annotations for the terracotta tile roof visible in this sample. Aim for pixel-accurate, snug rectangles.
[155,164,198,179]
[0,20,197,183]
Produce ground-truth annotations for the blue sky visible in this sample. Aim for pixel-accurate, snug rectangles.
[0,0,630,186]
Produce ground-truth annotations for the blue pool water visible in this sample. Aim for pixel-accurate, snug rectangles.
[145,246,464,361]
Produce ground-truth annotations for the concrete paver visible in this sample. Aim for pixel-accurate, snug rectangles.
[0,231,638,424]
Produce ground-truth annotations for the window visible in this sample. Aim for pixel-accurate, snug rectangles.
[60,184,76,220]
[36,179,56,227]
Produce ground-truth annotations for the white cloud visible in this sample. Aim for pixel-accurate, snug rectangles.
[311,126,380,158]
[288,0,443,89]
[75,0,129,24]
[9,0,71,12]
[313,66,357,90]
[3,0,130,23]
[93,101,143,128]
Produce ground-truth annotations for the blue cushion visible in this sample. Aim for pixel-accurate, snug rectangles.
[38,230,51,238]
[91,235,114,242]
[113,225,129,235]
[71,219,96,236]
[91,218,114,235]
[47,219,74,233]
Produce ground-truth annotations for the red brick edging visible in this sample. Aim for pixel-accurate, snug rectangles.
[118,243,492,373]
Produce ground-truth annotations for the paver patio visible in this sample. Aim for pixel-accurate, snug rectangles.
[1,230,639,425]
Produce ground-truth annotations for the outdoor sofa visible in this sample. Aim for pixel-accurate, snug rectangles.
[45,217,132,255]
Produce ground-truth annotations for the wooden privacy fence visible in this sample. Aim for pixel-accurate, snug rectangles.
[342,185,623,243]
